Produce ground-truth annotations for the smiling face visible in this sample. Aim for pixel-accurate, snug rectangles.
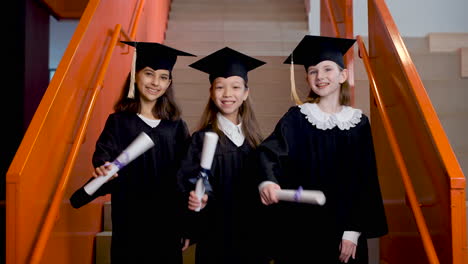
[135,67,172,103]
[306,60,348,101]
[211,76,249,124]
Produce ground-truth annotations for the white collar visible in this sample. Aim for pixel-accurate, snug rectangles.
[137,114,161,128]
[298,103,362,130]
[217,113,245,147]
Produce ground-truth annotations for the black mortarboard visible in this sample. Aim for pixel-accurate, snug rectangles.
[189,47,265,83]
[283,35,356,69]
[284,35,356,105]
[121,41,195,98]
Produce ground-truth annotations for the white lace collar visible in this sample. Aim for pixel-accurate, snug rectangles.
[217,113,245,147]
[298,103,362,130]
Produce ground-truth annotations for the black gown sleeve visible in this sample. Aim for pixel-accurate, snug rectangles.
[257,108,295,184]
[174,119,191,170]
[69,177,116,208]
[351,116,388,238]
[92,114,120,167]
[177,130,204,195]
[69,114,120,209]
[176,130,205,240]
[172,120,192,239]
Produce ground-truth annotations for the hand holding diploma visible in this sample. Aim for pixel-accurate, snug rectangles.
[260,183,326,206]
[276,186,326,205]
[83,132,155,195]
[188,190,208,211]
[189,132,219,212]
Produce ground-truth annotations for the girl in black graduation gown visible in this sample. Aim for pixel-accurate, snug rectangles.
[257,35,388,264]
[70,41,195,264]
[177,47,269,264]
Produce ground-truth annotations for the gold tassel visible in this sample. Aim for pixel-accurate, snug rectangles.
[290,53,302,105]
[127,47,137,99]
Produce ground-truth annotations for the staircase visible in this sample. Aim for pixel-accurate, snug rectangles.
[95,202,111,264]
[94,1,468,263]
[165,0,309,135]
[354,35,468,183]
[94,202,196,264]
[354,34,468,262]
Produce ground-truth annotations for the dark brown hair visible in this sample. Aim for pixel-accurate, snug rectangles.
[197,81,263,148]
[114,72,181,120]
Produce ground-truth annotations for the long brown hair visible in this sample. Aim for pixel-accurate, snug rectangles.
[114,72,182,120]
[197,82,263,148]
[304,65,351,106]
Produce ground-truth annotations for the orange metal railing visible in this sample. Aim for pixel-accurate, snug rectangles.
[6,0,170,263]
[29,23,124,264]
[356,35,440,264]
[368,0,466,263]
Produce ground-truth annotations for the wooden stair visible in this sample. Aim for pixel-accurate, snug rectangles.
[166,0,309,136]
[95,202,196,264]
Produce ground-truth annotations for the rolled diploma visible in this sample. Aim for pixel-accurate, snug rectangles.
[276,189,326,205]
[83,132,155,195]
[194,132,219,212]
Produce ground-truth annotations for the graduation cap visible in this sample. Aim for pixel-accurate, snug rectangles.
[284,35,356,69]
[283,35,356,105]
[121,41,196,98]
[189,47,265,83]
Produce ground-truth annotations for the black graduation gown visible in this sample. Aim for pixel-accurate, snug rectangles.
[177,127,268,264]
[70,112,190,264]
[257,106,388,264]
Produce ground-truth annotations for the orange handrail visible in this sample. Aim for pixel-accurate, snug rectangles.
[323,0,340,37]
[369,0,467,262]
[129,0,145,40]
[29,23,122,264]
[356,35,440,264]
[28,1,146,262]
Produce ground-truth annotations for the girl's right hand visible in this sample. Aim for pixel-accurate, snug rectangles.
[188,190,208,211]
[260,183,281,205]
[92,162,118,180]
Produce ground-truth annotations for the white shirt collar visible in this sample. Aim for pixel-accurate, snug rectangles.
[298,103,362,130]
[137,114,161,128]
[217,113,245,147]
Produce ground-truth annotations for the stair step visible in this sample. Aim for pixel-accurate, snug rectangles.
[96,231,112,264]
[429,32,468,52]
[170,5,305,13]
[171,0,303,5]
[167,21,308,31]
[103,201,112,231]
[165,29,307,43]
[462,47,468,77]
[169,12,306,21]
[165,40,304,56]
[94,230,197,264]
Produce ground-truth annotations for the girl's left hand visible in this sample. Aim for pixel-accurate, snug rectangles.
[188,191,208,211]
[339,239,356,263]
[181,238,190,251]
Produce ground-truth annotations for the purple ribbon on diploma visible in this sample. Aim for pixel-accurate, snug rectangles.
[112,160,125,169]
[188,168,213,192]
[112,151,130,169]
[293,186,303,202]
